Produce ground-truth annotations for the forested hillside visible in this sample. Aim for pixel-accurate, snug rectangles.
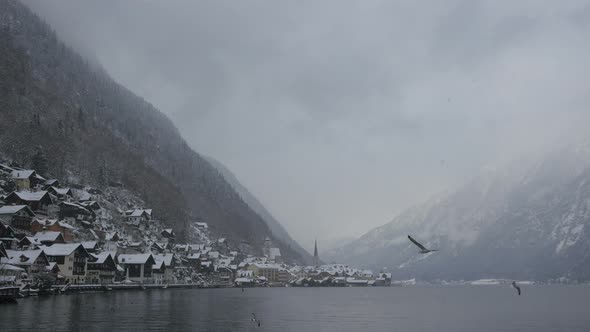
[0,0,305,261]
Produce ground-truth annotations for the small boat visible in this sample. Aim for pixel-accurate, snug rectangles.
[161,284,168,289]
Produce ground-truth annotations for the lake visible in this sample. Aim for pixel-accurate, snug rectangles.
[1,286,589,331]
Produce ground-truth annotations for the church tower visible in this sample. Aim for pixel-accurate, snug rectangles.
[313,239,320,267]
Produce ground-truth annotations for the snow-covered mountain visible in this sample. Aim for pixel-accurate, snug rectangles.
[326,144,590,281]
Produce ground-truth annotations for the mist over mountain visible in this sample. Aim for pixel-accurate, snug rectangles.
[0,0,306,262]
[326,143,590,281]
[205,156,313,264]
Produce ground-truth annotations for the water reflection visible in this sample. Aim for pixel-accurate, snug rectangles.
[1,286,589,331]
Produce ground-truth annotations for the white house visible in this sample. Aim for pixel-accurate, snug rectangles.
[118,253,156,284]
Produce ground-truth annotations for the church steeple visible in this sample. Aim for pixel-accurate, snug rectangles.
[313,239,319,266]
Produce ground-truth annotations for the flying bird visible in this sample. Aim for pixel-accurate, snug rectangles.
[512,281,521,296]
[251,313,261,327]
[408,235,438,254]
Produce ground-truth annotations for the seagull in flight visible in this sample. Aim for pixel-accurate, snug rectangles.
[408,235,438,254]
[251,313,261,327]
[512,281,521,296]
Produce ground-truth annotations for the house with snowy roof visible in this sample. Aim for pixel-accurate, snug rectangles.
[0,205,35,230]
[78,200,101,211]
[0,261,25,285]
[118,253,156,284]
[47,186,73,200]
[58,201,94,222]
[40,244,91,284]
[11,170,45,190]
[5,191,52,213]
[30,219,75,242]
[2,249,49,277]
[42,179,60,189]
[81,241,99,253]
[161,228,175,239]
[86,252,117,284]
[31,231,65,245]
[0,222,18,249]
[152,253,176,284]
[124,209,153,229]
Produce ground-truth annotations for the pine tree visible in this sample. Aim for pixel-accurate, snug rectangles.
[31,149,49,177]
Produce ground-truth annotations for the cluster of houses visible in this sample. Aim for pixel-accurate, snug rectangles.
[0,163,392,291]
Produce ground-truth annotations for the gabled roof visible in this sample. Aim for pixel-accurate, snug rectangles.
[89,252,115,265]
[118,253,155,265]
[2,249,47,266]
[46,262,60,273]
[44,179,59,186]
[20,236,41,246]
[32,218,75,229]
[152,260,165,270]
[49,187,72,196]
[32,231,64,243]
[153,254,175,267]
[40,244,89,257]
[58,201,91,214]
[81,241,98,250]
[126,209,151,218]
[8,191,50,202]
[11,170,35,180]
[0,205,35,216]
[0,263,25,272]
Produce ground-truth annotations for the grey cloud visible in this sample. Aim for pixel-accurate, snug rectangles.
[23,0,590,250]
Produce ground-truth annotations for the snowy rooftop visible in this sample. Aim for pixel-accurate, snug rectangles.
[153,254,175,266]
[90,252,113,264]
[3,249,45,266]
[118,254,154,265]
[32,231,63,242]
[0,263,25,272]
[35,219,75,229]
[125,209,152,217]
[46,262,59,272]
[40,244,86,257]
[0,205,33,215]
[11,191,49,202]
[82,241,98,250]
[11,170,35,179]
[50,187,71,195]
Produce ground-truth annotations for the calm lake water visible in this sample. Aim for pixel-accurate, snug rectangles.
[1,286,589,331]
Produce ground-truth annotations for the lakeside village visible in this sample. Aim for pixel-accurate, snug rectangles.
[0,163,392,302]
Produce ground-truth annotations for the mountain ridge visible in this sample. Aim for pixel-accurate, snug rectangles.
[0,0,305,262]
[326,143,590,281]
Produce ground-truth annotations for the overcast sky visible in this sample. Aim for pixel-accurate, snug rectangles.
[24,0,590,250]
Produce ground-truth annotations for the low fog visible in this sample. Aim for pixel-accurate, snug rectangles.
[24,0,590,250]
